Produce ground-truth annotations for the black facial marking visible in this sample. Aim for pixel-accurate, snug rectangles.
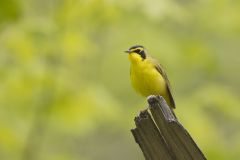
[139,50,146,59]
[129,45,144,50]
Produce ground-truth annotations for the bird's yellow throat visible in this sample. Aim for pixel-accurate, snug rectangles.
[128,52,143,64]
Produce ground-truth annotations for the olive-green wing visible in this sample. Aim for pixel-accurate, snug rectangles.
[154,61,176,109]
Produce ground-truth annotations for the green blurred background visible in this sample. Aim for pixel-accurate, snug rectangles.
[0,0,240,160]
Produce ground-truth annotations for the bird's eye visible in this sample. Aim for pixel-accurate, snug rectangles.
[134,49,140,53]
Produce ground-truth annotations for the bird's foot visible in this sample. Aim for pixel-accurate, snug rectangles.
[147,95,160,105]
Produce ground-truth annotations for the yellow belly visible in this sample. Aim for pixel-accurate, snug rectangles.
[130,60,167,97]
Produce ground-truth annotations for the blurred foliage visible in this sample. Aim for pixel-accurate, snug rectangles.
[0,0,239,160]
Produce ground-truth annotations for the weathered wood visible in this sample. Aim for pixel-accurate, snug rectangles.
[131,111,174,160]
[131,95,207,160]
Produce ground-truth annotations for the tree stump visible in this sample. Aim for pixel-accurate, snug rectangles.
[131,95,207,160]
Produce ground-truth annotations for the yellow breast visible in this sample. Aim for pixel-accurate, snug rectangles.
[129,54,167,97]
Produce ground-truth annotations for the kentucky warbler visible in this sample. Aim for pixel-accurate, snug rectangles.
[125,45,175,109]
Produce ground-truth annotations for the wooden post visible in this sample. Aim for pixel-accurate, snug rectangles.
[131,95,207,160]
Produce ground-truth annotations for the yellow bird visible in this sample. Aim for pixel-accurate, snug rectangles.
[125,45,175,109]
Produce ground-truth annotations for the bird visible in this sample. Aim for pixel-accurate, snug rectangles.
[125,45,175,109]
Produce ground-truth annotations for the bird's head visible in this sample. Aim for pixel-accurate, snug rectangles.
[125,45,147,62]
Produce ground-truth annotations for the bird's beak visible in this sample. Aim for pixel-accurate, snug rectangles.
[124,50,130,53]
